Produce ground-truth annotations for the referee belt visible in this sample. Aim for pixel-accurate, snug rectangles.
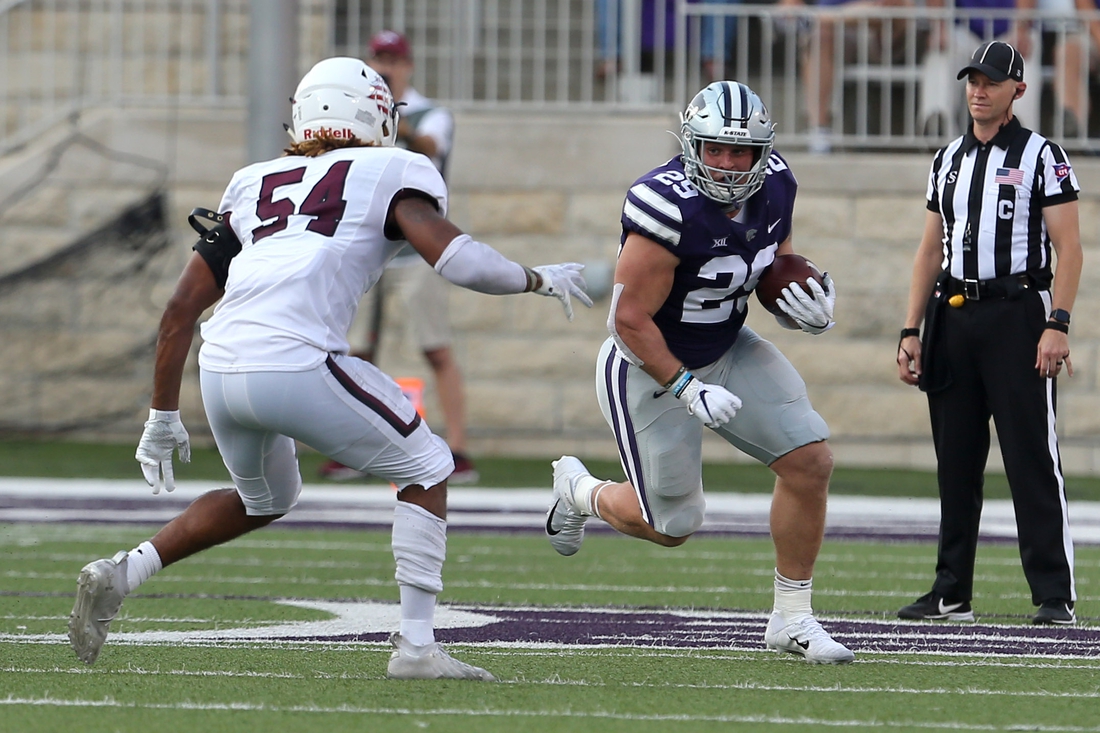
[943,273,1046,302]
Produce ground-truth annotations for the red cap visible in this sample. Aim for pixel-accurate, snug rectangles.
[369,30,410,59]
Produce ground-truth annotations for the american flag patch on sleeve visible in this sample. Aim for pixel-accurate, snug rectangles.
[994,167,1025,185]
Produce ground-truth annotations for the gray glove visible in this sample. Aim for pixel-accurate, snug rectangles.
[135,409,191,494]
[532,263,594,321]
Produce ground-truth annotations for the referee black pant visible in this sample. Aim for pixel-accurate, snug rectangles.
[927,291,1076,606]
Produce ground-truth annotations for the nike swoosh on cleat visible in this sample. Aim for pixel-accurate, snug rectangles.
[937,598,964,615]
[545,500,563,535]
[788,635,810,650]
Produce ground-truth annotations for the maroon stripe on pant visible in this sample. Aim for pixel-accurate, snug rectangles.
[325,355,421,438]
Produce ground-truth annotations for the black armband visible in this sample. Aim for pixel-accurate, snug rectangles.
[188,208,241,290]
[1045,320,1070,334]
[662,365,687,391]
[899,327,920,351]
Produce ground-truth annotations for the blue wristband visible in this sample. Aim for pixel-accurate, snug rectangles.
[671,371,695,398]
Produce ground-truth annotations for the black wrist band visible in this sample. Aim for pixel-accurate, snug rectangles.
[899,327,920,351]
[663,365,687,390]
[1045,320,1070,334]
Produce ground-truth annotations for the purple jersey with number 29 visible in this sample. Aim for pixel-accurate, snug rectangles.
[620,152,797,369]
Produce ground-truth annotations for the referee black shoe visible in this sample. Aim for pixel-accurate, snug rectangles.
[897,591,975,622]
[1033,600,1076,625]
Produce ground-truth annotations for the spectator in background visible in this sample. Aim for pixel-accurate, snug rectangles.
[320,30,478,484]
[780,0,916,155]
[1037,0,1087,137]
[596,0,737,79]
[701,1,741,80]
[1040,0,1100,137]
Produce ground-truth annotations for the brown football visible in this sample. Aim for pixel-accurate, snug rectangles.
[755,254,825,317]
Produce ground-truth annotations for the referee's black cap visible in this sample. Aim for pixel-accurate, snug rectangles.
[957,41,1024,83]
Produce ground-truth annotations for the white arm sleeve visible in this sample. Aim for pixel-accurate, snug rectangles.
[433,234,528,295]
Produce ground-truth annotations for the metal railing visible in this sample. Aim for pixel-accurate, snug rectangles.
[2,0,1099,156]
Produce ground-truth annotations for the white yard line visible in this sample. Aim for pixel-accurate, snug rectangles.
[3,666,1100,697]
[3,696,1100,730]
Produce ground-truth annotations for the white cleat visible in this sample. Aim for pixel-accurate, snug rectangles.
[545,456,591,557]
[386,632,496,681]
[68,550,130,665]
[764,612,855,665]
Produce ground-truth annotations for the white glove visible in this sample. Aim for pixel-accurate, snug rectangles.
[774,313,800,330]
[531,263,594,321]
[776,273,836,335]
[675,374,742,428]
[135,409,191,494]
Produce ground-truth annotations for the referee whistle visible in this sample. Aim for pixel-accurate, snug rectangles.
[948,294,965,308]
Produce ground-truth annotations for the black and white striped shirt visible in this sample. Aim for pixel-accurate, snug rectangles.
[926,117,1079,282]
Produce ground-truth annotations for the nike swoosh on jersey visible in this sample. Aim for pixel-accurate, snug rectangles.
[938,598,965,614]
[545,500,564,535]
[768,219,782,233]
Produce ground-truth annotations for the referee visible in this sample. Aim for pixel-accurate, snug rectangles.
[896,41,1082,625]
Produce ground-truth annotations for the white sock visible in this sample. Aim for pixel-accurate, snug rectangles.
[399,585,436,646]
[773,569,813,622]
[573,477,611,517]
[125,541,162,592]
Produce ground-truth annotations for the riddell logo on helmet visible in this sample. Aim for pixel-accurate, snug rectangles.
[303,127,356,140]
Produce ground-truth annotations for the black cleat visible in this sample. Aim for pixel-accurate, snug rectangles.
[1033,599,1076,625]
[897,591,975,622]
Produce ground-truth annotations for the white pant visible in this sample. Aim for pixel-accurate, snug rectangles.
[200,354,453,515]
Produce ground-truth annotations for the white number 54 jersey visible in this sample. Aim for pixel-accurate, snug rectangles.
[198,147,446,373]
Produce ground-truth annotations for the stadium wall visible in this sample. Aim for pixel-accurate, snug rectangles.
[1,107,1099,474]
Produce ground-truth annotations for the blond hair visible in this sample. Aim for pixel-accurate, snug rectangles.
[283,134,374,158]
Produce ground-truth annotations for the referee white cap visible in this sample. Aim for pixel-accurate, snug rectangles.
[957,40,1024,83]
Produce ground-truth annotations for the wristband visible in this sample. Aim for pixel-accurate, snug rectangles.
[149,409,180,421]
[522,266,539,292]
[1045,320,1069,334]
[671,371,695,398]
[662,365,687,391]
[899,327,920,351]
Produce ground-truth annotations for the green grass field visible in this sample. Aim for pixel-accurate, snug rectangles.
[2,441,1099,731]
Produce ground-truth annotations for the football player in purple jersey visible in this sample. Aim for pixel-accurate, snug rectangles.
[546,81,854,664]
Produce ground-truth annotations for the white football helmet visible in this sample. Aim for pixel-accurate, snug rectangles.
[678,81,775,207]
[291,57,398,147]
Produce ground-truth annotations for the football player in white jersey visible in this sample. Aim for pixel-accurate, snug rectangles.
[67,57,592,680]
